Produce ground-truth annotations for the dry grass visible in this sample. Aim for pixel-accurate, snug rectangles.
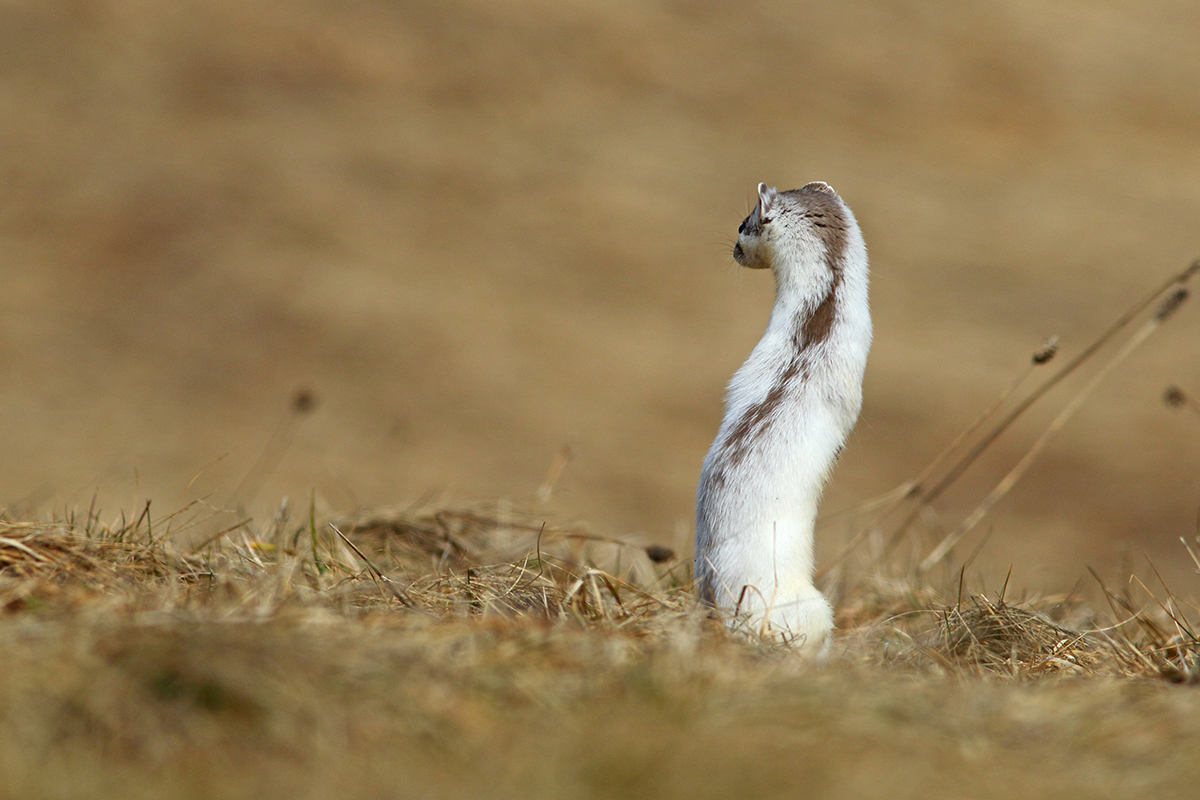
[6,497,1193,682]
[2,495,1200,799]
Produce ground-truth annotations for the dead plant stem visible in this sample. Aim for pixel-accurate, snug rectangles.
[885,261,1198,557]
[919,305,1177,574]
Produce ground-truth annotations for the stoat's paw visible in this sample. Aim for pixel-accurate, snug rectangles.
[771,591,834,659]
[738,586,834,659]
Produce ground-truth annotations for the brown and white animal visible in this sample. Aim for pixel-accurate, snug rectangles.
[695,181,871,656]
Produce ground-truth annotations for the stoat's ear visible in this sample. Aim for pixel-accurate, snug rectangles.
[757,182,778,216]
[801,181,837,196]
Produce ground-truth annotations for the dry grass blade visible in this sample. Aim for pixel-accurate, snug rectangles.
[0,536,53,563]
[328,523,417,608]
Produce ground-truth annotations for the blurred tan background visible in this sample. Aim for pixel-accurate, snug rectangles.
[2,0,1199,591]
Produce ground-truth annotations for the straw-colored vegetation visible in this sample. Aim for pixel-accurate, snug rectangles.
[2,491,1200,800]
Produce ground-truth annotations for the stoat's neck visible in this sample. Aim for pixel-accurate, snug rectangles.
[771,252,835,311]
[743,253,845,381]
[768,233,871,370]
[715,232,870,480]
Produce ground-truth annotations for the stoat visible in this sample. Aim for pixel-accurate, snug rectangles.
[695,181,871,656]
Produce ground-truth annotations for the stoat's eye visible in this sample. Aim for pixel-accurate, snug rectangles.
[737,221,746,234]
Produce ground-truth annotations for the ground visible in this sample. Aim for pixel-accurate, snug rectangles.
[1,502,1198,799]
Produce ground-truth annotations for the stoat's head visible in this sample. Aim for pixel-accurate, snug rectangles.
[732,181,851,274]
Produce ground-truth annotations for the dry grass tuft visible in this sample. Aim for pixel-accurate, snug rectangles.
[335,504,683,621]
[938,594,1115,676]
[0,518,180,611]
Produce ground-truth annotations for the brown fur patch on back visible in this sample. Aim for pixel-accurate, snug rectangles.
[801,288,837,346]
[721,359,803,467]
[789,185,851,348]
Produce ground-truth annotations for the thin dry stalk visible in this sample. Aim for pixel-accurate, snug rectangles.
[919,289,1189,574]
[884,260,1199,557]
